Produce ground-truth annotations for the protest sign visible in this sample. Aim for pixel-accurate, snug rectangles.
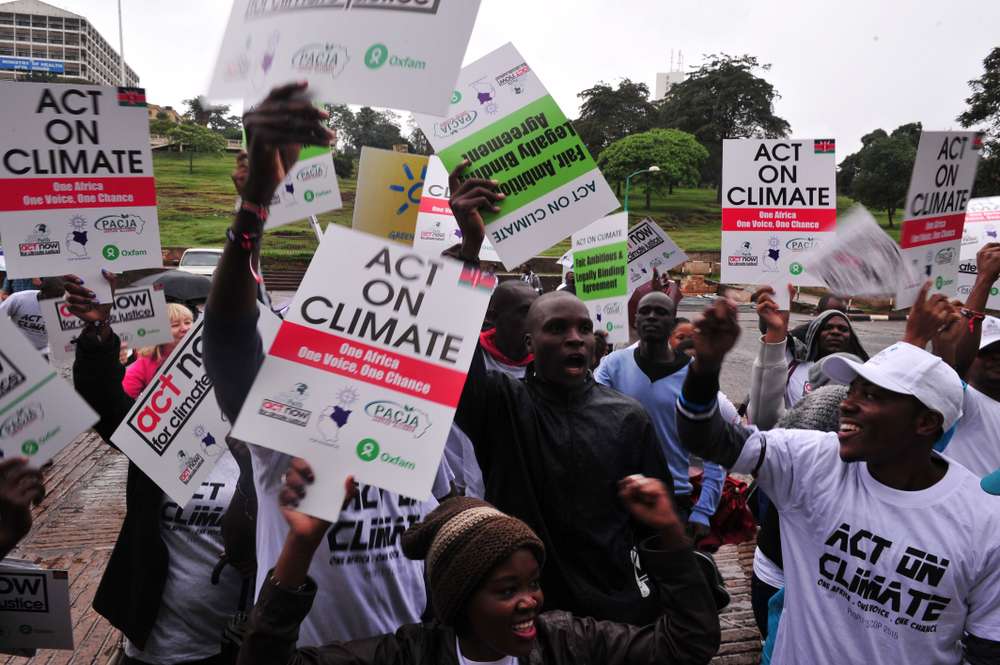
[412,156,500,261]
[231,223,492,522]
[957,196,1000,307]
[265,146,343,230]
[626,218,687,292]
[111,304,281,505]
[0,560,72,649]
[0,316,97,463]
[895,131,983,308]
[572,214,628,343]
[0,83,160,302]
[352,148,428,244]
[40,285,173,367]
[801,205,915,299]
[721,139,836,291]
[413,43,619,269]
[207,0,480,115]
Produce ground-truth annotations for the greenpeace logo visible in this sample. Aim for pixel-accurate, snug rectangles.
[0,404,43,439]
[246,0,440,18]
[0,572,48,613]
[259,399,312,427]
[433,110,477,138]
[0,351,27,401]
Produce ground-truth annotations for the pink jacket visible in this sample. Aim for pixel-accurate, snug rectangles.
[122,354,165,399]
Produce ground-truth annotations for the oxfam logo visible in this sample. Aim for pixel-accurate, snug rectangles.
[389,162,426,215]
[21,440,38,455]
[102,244,120,261]
[789,262,804,276]
[451,90,462,104]
[936,276,944,289]
[137,328,146,337]
[992,287,999,296]
[356,438,380,461]
[365,44,389,69]
[304,190,315,202]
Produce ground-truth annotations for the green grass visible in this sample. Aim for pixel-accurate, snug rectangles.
[155,153,905,264]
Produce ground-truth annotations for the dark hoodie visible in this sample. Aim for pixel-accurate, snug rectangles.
[796,310,869,364]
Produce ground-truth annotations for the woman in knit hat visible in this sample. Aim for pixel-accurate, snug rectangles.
[237,461,721,665]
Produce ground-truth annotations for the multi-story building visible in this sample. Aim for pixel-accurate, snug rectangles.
[0,0,139,87]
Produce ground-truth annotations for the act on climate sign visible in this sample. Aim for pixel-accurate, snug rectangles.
[572,214,629,343]
[721,139,836,293]
[263,146,343,229]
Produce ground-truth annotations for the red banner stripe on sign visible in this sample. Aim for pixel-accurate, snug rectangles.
[721,208,836,232]
[966,211,1000,224]
[268,321,468,408]
[0,177,157,211]
[418,196,452,215]
[899,213,967,249]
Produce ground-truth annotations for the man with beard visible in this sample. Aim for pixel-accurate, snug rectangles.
[676,287,1000,664]
[782,308,868,407]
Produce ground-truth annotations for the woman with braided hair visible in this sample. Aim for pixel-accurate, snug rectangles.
[237,462,721,665]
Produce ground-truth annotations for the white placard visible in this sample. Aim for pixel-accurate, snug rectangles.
[895,132,983,308]
[0,561,73,650]
[413,43,619,269]
[265,148,343,230]
[0,316,97,463]
[412,156,499,261]
[40,286,173,367]
[721,139,836,289]
[110,304,281,505]
[207,1,481,115]
[626,218,687,292]
[0,83,161,302]
[572,214,629,343]
[957,196,1000,307]
[231,224,492,522]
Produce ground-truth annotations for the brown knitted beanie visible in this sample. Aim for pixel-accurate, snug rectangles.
[401,496,545,626]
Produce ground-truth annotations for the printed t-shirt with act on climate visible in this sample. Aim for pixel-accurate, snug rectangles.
[0,290,46,350]
[731,428,1000,664]
[250,445,453,647]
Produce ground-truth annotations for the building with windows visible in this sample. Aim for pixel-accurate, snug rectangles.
[0,0,138,86]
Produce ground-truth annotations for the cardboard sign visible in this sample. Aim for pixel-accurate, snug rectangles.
[352,148,428,244]
[40,286,173,366]
[412,155,500,261]
[0,560,73,650]
[626,218,687,292]
[413,43,619,269]
[957,196,1000,308]
[0,315,97,462]
[721,139,836,289]
[0,83,161,302]
[266,146,343,230]
[231,223,492,522]
[572,214,628,343]
[111,304,281,505]
[207,0,481,115]
[801,205,914,298]
[895,131,983,308]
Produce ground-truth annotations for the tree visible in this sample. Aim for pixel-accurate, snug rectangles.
[324,105,407,154]
[574,79,655,158]
[656,54,790,199]
[597,129,708,209]
[408,126,432,155]
[839,124,920,198]
[182,97,235,132]
[850,135,916,227]
[958,47,1000,197]
[149,117,175,136]
[168,123,227,174]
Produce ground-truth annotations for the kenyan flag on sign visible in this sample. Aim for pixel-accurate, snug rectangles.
[814,139,835,154]
[117,87,146,107]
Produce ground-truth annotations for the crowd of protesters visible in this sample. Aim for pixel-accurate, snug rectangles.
[0,82,998,665]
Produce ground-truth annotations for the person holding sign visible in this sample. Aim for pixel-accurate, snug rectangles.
[446,163,706,627]
[676,292,1000,665]
[237,472,720,665]
[64,274,253,665]
[122,302,195,398]
[0,457,46,559]
[202,83,451,646]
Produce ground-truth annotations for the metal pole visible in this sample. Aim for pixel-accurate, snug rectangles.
[623,174,633,213]
[308,215,323,243]
[117,0,125,85]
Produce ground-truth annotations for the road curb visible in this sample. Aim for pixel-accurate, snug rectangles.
[848,313,909,322]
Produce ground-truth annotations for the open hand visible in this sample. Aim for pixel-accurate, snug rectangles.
[62,271,115,324]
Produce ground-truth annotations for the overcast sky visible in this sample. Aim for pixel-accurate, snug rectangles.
[52,0,1000,155]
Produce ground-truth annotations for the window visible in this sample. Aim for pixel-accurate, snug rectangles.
[48,17,62,29]
[0,13,13,26]
[0,45,12,56]
[15,16,30,27]
[15,45,29,56]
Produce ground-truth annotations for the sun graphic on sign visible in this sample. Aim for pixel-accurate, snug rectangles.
[388,163,426,215]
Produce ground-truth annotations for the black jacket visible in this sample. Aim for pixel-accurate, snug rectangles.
[238,539,720,665]
[455,348,675,626]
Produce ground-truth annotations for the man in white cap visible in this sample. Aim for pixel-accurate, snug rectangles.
[675,285,1000,664]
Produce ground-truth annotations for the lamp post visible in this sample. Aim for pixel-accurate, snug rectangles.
[623,165,662,214]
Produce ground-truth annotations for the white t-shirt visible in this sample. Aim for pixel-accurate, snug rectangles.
[250,444,452,647]
[125,452,244,664]
[734,428,1000,664]
[0,290,46,350]
[784,361,813,407]
[942,385,1000,478]
[456,636,516,665]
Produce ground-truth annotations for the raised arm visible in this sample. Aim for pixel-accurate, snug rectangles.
[747,287,791,429]
[953,243,1000,377]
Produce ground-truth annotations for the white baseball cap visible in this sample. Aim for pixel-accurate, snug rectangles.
[822,342,964,431]
[980,316,1000,351]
